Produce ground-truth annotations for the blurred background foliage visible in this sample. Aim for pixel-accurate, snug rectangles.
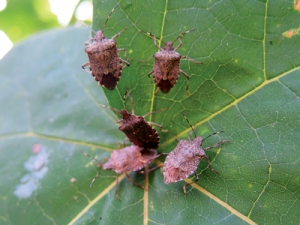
[0,0,92,58]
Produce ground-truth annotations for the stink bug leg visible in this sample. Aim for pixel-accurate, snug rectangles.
[102,145,160,200]
[100,92,167,149]
[82,62,91,74]
[138,32,163,79]
[173,29,196,51]
[163,113,229,194]
[123,90,135,114]
[172,29,203,95]
[115,173,120,200]
[124,91,168,132]
[80,150,109,187]
[119,91,168,148]
[118,48,130,65]
[183,171,199,195]
[141,29,202,94]
[82,4,130,90]
[125,172,145,190]
[82,144,160,200]
[111,28,130,63]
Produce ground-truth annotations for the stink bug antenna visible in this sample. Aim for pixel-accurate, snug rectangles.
[123,90,129,104]
[100,104,121,120]
[80,150,108,187]
[80,150,100,163]
[180,112,197,138]
[140,31,166,45]
[103,3,120,31]
[123,90,135,114]
[203,131,224,141]
[82,22,96,35]
[172,28,196,44]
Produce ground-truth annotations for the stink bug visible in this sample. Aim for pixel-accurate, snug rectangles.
[84,145,160,200]
[103,146,159,200]
[141,29,202,94]
[163,114,229,194]
[100,92,167,149]
[82,4,130,90]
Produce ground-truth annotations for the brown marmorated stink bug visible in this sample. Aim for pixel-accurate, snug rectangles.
[82,4,130,90]
[141,29,202,94]
[83,145,160,200]
[163,113,229,194]
[100,91,167,149]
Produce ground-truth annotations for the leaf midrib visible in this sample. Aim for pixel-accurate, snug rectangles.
[144,1,169,224]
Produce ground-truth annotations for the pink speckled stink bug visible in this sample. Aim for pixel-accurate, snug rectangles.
[163,113,229,194]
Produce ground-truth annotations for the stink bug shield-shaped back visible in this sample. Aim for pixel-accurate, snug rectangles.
[82,4,130,90]
[163,114,229,194]
[100,92,167,149]
[83,145,160,200]
[141,29,202,94]
[103,145,159,200]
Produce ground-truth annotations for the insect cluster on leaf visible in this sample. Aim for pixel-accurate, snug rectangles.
[83,91,167,199]
[79,4,229,200]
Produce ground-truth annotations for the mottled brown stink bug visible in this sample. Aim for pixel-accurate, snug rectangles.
[82,4,130,90]
[141,29,202,94]
[83,145,160,200]
[100,92,167,149]
[163,114,229,194]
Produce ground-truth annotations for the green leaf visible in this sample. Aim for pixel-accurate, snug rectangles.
[1,1,300,225]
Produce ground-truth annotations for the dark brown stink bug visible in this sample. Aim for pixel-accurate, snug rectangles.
[141,29,202,94]
[101,92,167,149]
[82,4,130,90]
[83,145,160,200]
[163,114,229,194]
